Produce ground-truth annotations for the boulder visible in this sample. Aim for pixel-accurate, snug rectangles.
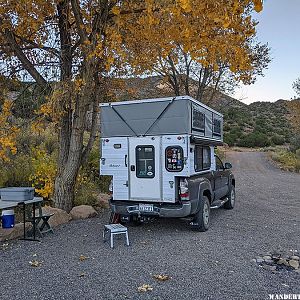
[70,205,97,220]
[0,222,32,242]
[98,193,111,209]
[289,260,299,270]
[41,206,71,227]
[290,255,299,261]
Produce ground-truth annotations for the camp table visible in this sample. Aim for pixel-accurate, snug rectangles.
[0,197,43,241]
[0,201,18,210]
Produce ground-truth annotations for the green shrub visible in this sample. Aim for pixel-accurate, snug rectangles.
[224,133,237,146]
[271,134,285,145]
[74,179,99,206]
[238,132,270,148]
[229,126,243,138]
[0,154,33,187]
[2,123,109,206]
[74,141,110,205]
[290,135,300,152]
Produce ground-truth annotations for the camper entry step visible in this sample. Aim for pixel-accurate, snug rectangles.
[103,224,130,248]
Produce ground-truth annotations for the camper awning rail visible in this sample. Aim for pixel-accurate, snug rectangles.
[190,135,223,146]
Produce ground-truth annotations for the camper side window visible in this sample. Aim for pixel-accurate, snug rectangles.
[213,119,221,136]
[165,146,184,172]
[192,106,205,133]
[136,146,155,178]
[194,146,211,172]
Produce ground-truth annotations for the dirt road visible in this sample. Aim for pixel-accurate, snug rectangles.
[0,151,299,300]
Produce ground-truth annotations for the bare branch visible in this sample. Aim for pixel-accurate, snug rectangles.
[70,0,88,43]
[0,20,48,88]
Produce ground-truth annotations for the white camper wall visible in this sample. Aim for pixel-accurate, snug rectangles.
[162,135,190,202]
[100,137,129,200]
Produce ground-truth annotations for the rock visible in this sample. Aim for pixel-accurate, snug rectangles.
[98,193,111,209]
[41,206,71,227]
[271,253,281,260]
[289,260,299,270]
[263,264,276,271]
[265,259,274,264]
[290,255,299,261]
[256,258,264,263]
[70,205,97,220]
[284,260,290,266]
[263,255,272,260]
[277,259,286,265]
[277,258,290,266]
[0,222,32,242]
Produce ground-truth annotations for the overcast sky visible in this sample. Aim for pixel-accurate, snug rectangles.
[234,0,300,104]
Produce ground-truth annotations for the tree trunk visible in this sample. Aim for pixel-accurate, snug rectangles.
[54,174,76,213]
[53,0,79,212]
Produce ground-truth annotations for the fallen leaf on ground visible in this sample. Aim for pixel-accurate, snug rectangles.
[79,272,86,277]
[29,260,42,267]
[1,243,9,250]
[153,274,170,281]
[137,284,153,292]
[79,255,89,261]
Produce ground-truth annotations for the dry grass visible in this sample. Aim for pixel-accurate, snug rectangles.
[269,149,300,173]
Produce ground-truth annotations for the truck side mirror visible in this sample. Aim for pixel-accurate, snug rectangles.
[224,162,232,169]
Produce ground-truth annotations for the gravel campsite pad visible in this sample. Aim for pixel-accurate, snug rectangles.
[0,151,299,300]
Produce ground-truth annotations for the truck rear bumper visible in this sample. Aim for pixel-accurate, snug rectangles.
[110,200,192,218]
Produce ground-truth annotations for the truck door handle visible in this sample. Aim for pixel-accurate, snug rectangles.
[130,165,135,171]
[125,155,128,167]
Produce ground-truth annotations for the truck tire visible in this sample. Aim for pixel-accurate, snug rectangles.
[193,196,210,232]
[224,185,235,209]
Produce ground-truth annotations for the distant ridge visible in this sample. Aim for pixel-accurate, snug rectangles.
[115,76,293,147]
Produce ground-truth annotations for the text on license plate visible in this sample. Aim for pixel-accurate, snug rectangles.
[139,204,153,212]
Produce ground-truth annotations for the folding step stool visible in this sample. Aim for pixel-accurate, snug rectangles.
[103,224,130,248]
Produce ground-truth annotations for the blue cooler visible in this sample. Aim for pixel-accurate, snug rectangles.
[1,209,15,228]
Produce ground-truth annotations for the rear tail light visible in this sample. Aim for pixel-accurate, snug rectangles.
[179,178,189,201]
[109,179,113,196]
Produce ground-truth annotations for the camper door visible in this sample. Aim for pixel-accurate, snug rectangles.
[129,137,161,201]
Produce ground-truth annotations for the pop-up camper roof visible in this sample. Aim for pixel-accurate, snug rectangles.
[100,96,223,144]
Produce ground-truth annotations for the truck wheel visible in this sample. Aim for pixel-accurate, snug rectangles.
[193,196,210,232]
[132,216,143,226]
[224,186,235,209]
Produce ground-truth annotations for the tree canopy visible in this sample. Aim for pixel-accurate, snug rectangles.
[0,0,266,210]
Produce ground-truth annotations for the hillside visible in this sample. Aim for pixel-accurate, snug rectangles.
[3,76,294,148]
[115,76,293,148]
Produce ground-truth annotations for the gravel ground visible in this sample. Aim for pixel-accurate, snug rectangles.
[0,151,299,300]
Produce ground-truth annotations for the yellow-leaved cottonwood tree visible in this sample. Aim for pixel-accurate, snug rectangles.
[0,0,265,211]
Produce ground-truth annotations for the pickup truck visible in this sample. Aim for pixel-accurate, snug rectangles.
[109,155,235,232]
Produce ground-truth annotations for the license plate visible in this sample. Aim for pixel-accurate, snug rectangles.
[139,204,153,212]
